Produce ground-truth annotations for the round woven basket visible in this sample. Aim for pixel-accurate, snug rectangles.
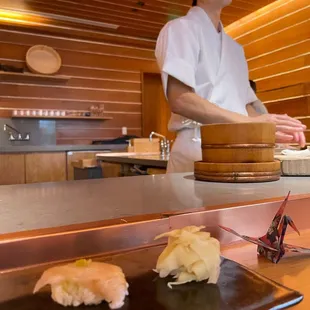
[26,45,61,75]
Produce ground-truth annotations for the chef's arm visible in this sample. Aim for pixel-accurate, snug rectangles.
[167,76,248,124]
[167,76,306,147]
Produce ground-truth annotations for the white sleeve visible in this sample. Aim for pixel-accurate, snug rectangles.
[155,20,200,98]
[246,81,268,114]
[252,100,269,114]
[246,83,258,104]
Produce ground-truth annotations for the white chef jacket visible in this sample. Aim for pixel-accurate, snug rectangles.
[155,6,258,173]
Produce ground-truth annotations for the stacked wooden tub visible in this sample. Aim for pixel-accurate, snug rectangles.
[194,123,281,183]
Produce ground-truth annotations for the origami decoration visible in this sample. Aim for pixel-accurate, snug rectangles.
[219,192,310,263]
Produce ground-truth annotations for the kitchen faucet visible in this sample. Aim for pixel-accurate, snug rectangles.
[149,131,170,156]
[3,124,30,141]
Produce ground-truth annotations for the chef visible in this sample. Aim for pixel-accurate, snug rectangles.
[155,0,306,173]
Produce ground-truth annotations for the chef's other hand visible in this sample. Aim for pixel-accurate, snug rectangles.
[250,114,307,147]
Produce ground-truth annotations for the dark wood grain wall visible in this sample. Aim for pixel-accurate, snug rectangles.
[0,27,158,144]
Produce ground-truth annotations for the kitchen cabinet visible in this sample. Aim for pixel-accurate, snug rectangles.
[146,168,166,175]
[0,154,25,185]
[25,152,67,183]
[67,151,122,179]
[0,151,122,186]
[66,151,100,181]
[100,162,121,178]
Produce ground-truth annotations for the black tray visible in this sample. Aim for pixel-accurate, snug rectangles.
[0,258,303,310]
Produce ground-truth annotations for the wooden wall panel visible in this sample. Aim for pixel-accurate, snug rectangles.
[1,0,286,145]
[236,5,310,46]
[0,29,155,59]
[56,113,142,145]
[243,20,310,60]
[0,26,156,144]
[57,129,141,144]
[257,83,310,103]
[0,0,277,43]
[0,41,158,72]
[2,59,141,82]
[0,99,141,113]
[265,97,310,117]
[298,117,310,128]
[142,72,176,141]
[226,0,308,39]
[56,114,141,130]
[250,55,309,81]
[0,83,141,102]
[227,0,310,121]
[256,68,310,93]
[0,22,157,50]
[248,40,310,71]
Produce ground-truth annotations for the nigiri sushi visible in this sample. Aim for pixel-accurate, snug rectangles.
[33,259,129,309]
[154,226,221,288]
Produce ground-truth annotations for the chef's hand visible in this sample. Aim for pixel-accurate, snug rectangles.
[250,114,307,147]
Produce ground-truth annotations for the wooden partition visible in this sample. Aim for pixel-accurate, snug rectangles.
[226,0,310,139]
[0,26,157,144]
[1,0,308,144]
[142,72,176,141]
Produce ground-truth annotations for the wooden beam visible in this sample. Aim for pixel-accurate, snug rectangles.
[250,54,309,80]
[256,68,310,92]
[265,96,310,117]
[258,83,310,103]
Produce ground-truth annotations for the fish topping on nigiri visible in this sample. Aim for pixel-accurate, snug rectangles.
[154,226,221,288]
[33,259,129,309]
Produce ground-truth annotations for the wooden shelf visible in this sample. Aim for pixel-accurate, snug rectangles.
[12,115,113,121]
[0,71,71,83]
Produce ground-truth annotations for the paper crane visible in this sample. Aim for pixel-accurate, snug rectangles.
[219,192,310,263]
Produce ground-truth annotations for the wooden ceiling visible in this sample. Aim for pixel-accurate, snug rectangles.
[1,0,277,47]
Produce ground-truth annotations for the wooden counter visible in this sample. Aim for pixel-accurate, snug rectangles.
[97,152,168,168]
[1,173,310,236]
[1,192,310,308]
[1,231,310,309]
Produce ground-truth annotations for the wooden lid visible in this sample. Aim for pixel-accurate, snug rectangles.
[26,45,62,75]
[200,122,276,145]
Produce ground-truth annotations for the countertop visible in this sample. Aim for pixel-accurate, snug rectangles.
[97,152,168,168]
[0,144,127,153]
[97,151,310,170]
[1,173,310,235]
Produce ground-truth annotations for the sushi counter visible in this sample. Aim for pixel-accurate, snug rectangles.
[1,173,310,235]
[1,173,310,309]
